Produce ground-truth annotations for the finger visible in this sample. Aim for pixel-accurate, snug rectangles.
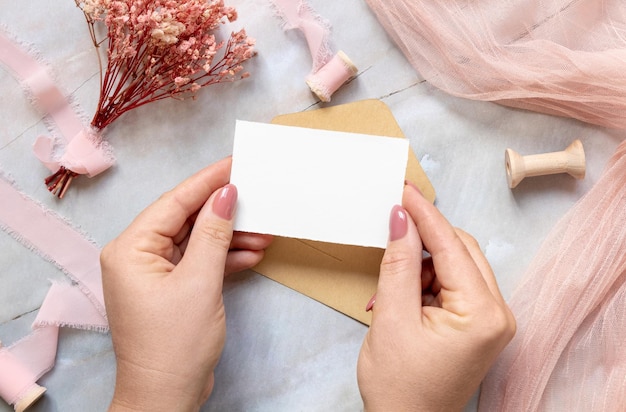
[455,228,507,306]
[420,257,437,292]
[230,232,274,251]
[371,205,423,324]
[173,218,193,245]
[177,184,237,295]
[421,292,440,307]
[402,183,489,297]
[420,257,443,307]
[201,373,215,404]
[170,245,183,265]
[176,230,273,257]
[131,157,232,239]
[177,235,190,258]
[225,249,266,275]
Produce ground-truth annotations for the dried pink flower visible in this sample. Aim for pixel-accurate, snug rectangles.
[74,0,256,130]
[40,0,256,197]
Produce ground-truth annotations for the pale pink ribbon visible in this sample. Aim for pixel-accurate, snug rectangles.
[269,0,358,102]
[0,174,108,411]
[0,29,113,179]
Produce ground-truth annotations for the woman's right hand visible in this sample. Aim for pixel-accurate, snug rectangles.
[357,182,516,411]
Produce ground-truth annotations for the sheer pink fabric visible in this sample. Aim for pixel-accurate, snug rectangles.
[364,0,626,129]
[479,140,626,410]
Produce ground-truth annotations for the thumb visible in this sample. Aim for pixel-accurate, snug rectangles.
[179,184,237,291]
[371,205,423,323]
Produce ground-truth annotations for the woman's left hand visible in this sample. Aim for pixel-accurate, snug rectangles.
[101,157,272,412]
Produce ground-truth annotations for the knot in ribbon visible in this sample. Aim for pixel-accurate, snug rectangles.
[33,130,113,178]
[0,28,116,198]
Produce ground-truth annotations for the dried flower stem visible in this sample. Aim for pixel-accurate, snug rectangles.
[44,167,79,198]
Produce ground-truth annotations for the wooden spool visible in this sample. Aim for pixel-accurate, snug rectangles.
[14,385,46,412]
[505,139,586,189]
[0,340,47,412]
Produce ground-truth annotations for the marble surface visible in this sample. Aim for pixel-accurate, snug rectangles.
[0,1,623,411]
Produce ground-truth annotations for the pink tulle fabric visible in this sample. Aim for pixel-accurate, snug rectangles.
[364,0,626,129]
[479,140,626,410]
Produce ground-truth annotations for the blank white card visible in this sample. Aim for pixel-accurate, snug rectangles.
[230,120,409,249]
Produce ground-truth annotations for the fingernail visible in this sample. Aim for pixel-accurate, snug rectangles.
[213,184,237,220]
[404,180,423,196]
[365,293,376,312]
[389,205,408,241]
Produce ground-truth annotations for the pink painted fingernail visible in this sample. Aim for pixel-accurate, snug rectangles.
[389,205,408,241]
[365,293,376,312]
[404,180,423,196]
[213,184,237,220]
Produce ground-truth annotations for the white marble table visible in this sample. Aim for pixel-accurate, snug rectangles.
[0,1,623,411]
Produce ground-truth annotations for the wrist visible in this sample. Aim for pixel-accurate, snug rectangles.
[109,359,209,412]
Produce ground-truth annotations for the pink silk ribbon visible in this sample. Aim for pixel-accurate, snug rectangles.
[0,174,108,411]
[269,0,358,102]
[0,28,113,178]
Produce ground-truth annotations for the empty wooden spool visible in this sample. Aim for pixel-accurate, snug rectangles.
[505,139,586,189]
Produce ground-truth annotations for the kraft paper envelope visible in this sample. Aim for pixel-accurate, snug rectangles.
[252,99,435,325]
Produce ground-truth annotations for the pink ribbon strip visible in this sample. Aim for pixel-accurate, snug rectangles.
[0,28,113,179]
[0,174,108,411]
[269,0,358,101]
